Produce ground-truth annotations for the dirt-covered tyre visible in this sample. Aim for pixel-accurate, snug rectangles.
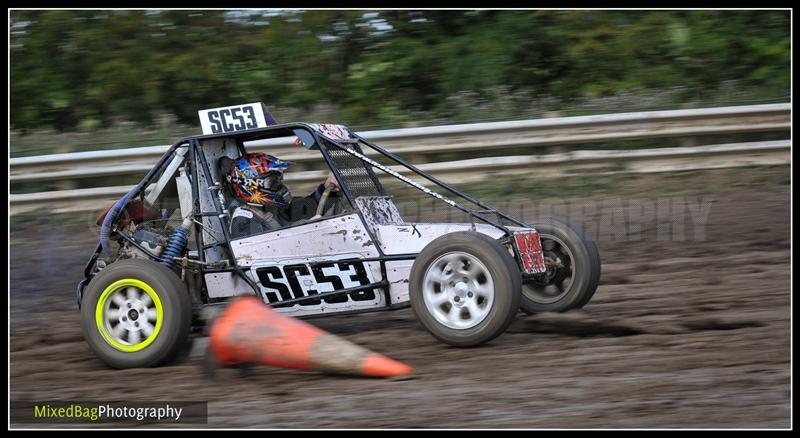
[410,231,522,347]
[520,216,601,314]
[81,258,192,368]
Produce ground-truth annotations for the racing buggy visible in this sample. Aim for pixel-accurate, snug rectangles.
[78,103,601,368]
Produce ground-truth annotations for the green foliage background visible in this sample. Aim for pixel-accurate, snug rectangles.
[10,10,790,140]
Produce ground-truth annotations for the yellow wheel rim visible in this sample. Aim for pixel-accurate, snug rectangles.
[95,278,163,352]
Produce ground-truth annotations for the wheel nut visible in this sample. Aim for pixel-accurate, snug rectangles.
[122,316,127,321]
[134,322,139,328]
[454,296,460,302]
[468,292,474,298]
[127,303,132,308]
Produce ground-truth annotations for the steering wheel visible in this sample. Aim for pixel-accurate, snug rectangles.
[310,182,338,220]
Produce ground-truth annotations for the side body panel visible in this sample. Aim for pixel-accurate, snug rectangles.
[230,214,379,264]
[376,223,532,304]
[375,223,507,255]
[210,214,386,316]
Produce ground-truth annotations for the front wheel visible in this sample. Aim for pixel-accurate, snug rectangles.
[520,217,601,314]
[409,231,521,347]
[81,258,192,368]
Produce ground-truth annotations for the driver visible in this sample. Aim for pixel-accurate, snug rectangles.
[219,152,340,238]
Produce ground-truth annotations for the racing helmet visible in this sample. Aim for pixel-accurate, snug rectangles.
[223,153,293,207]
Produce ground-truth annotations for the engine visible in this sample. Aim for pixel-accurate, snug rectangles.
[121,228,167,260]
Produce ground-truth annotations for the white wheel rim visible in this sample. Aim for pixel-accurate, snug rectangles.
[422,251,495,330]
[102,286,158,346]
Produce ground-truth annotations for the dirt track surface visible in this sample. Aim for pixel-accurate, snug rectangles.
[10,170,791,428]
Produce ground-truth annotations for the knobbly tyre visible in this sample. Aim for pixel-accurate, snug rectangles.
[77,102,601,368]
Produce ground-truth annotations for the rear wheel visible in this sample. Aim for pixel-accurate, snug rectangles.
[410,232,521,347]
[520,217,601,314]
[81,258,192,368]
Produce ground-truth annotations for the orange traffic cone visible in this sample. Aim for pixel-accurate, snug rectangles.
[207,296,413,378]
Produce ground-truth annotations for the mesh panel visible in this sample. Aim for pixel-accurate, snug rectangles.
[319,139,386,198]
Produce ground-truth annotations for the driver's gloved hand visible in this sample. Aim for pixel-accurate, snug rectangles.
[287,197,318,221]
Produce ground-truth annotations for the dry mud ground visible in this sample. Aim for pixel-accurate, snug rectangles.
[10,168,791,428]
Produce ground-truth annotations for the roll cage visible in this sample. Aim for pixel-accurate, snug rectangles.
[77,122,535,308]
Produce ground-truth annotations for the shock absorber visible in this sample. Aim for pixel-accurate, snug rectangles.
[160,217,193,272]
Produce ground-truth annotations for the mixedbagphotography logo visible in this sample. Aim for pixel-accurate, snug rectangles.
[11,401,208,424]
[390,195,716,243]
[34,403,99,421]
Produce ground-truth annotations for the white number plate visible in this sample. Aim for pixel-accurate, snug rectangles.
[198,102,273,135]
